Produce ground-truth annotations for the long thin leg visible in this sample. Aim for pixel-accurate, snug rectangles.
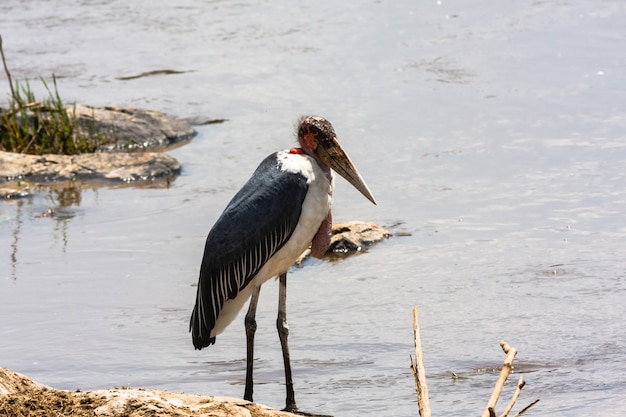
[244,285,261,402]
[277,273,333,417]
[277,272,297,412]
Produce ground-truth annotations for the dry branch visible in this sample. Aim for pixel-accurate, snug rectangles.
[481,341,517,417]
[499,376,525,417]
[480,340,539,417]
[0,34,17,100]
[513,399,540,416]
[409,307,539,417]
[410,306,432,417]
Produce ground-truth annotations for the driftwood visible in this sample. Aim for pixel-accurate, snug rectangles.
[481,341,539,417]
[410,306,431,417]
[410,306,539,417]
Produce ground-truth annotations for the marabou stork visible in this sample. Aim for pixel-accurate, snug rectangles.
[190,115,376,412]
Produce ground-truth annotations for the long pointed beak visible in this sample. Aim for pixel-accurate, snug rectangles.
[318,137,377,205]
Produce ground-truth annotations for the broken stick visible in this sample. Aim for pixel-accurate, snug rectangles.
[500,375,525,417]
[410,306,432,417]
[480,340,539,417]
[481,340,517,417]
[408,308,539,416]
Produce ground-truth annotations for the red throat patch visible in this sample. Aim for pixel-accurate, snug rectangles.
[289,147,304,154]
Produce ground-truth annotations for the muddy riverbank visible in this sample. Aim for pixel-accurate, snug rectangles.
[0,367,300,417]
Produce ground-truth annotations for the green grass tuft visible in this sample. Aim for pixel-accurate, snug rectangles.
[0,34,106,155]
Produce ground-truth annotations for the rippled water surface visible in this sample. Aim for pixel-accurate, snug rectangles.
[2,1,626,416]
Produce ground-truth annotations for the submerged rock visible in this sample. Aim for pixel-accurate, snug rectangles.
[0,367,300,417]
[72,105,196,152]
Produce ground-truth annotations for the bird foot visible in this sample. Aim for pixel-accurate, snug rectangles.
[282,405,333,417]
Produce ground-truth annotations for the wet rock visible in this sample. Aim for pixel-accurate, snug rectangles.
[297,221,391,265]
[0,150,181,183]
[328,221,392,253]
[0,186,30,199]
[0,105,197,183]
[73,105,196,152]
[0,367,301,417]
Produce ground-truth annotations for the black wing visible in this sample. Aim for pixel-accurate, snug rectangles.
[190,152,309,349]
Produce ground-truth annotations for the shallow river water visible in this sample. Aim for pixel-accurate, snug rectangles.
[1,1,626,416]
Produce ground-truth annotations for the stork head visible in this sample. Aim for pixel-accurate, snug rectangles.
[297,115,376,205]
